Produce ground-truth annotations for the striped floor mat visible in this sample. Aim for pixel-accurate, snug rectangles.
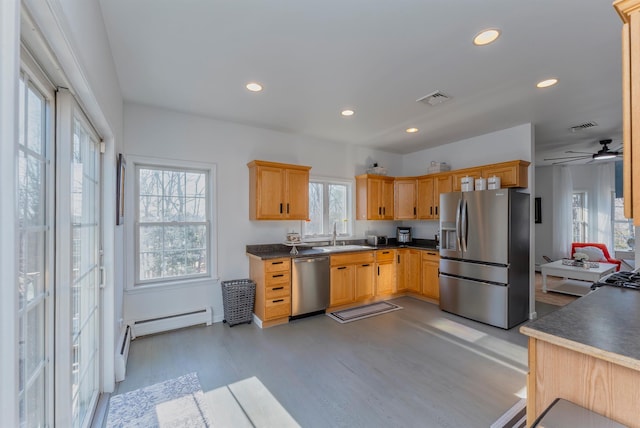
[328,301,402,323]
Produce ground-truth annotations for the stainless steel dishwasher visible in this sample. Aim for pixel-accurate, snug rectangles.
[291,256,330,317]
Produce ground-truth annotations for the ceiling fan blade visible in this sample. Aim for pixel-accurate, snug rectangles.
[544,154,591,161]
[552,158,588,165]
[565,150,595,155]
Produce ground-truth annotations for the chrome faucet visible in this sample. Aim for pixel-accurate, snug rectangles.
[332,222,337,246]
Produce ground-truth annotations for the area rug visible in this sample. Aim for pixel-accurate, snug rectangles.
[106,372,212,428]
[328,301,402,323]
[490,398,526,428]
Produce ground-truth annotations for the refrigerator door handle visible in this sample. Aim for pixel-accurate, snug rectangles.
[461,200,468,252]
[455,198,462,251]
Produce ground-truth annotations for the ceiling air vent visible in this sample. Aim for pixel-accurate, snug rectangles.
[416,90,451,106]
[570,121,598,132]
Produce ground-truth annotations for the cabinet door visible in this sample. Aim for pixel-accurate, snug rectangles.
[381,178,395,219]
[451,168,482,192]
[394,179,417,219]
[366,177,383,219]
[255,166,285,219]
[417,177,435,219]
[421,260,440,300]
[406,250,422,293]
[434,174,452,218]
[354,263,375,301]
[396,249,407,291]
[376,261,396,296]
[285,168,310,219]
[330,265,354,306]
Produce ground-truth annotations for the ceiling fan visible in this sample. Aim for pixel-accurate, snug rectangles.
[543,139,622,165]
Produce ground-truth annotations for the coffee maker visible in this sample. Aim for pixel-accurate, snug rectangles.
[396,227,412,244]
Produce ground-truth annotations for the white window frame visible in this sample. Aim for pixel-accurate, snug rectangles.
[611,191,635,251]
[302,177,354,240]
[572,191,588,243]
[126,156,217,289]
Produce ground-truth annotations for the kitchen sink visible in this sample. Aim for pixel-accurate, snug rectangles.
[311,244,373,253]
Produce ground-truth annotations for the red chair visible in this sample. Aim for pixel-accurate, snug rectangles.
[571,242,622,271]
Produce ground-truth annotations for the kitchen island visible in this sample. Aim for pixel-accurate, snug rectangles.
[520,286,640,426]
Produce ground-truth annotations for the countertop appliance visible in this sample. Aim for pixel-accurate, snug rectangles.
[367,235,388,246]
[396,227,412,244]
[439,188,530,329]
[591,268,640,290]
[291,256,330,317]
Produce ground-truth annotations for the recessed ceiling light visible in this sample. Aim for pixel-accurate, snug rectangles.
[473,29,501,46]
[406,128,419,133]
[246,82,263,92]
[536,78,558,88]
[341,109,355,117]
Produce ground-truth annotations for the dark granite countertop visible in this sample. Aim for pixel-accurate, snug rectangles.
[520,286,640,371]
[246,239,439,260]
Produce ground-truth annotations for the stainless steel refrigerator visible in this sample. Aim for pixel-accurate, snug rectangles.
[439,188,530,329]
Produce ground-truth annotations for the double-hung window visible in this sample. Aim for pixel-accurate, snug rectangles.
[304,178,352,238]
[135,163,212,284]
[572,191,588,242]
[611,193,635,251]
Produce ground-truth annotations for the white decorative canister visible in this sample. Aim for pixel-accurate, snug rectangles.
[461,176,474,192]
[475,177,487,191]
[487,175,501,190]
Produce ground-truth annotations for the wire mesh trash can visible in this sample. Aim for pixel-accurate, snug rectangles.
[221,279,256,326]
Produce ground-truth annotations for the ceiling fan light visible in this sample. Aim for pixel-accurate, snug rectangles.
[592,152,616,160]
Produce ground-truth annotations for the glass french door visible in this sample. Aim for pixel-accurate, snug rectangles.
[17,68,54,428]
[56,91,102,428]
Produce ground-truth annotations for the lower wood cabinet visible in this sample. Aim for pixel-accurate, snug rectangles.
[421,251,440,300]
[249,256,292,326]
[330,252,375,307]
[397,248,421,292]
[375,249,397,296]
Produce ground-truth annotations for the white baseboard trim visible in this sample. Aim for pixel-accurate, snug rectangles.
[130,307,212,339]
[115,325,131,382]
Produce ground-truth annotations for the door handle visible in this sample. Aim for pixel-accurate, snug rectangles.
[461,200,468,252]
[455,199,462,251]
[287,203,290,214]
[280,203,283,214]
[337,266,347,270]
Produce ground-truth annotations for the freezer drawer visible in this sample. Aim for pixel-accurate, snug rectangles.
[440,258,508,284]
[439,274,508,329]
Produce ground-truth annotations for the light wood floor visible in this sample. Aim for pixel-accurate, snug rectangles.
[112,297,539,427]
[533,272,579,307]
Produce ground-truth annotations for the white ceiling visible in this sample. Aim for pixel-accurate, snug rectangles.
[99,0,624,165]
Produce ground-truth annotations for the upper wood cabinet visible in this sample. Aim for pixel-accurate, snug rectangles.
[356,174,395,220]
[248,160,311,220]
[394,178,417,219]
[451,168,483,192]
[614,0,640,225]
[417,174,452,219]
[451,160,529,191]
[481,160,530,188]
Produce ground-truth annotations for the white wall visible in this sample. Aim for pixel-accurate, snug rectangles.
[403,124,534,248]
[123,109,536,323]
[123,103,404,323]
[535,163,616,268]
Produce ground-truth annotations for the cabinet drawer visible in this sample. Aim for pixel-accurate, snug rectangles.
[331,252,374,266]
[265,284,290,299]
[265,296,291,319]
[422,251,440,262]
[376,249,396,262]
[265,258,291,273]
[265,270,290,285]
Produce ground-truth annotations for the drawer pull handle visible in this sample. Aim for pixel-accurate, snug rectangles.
[272,274,285,278]
[337,266,347,270]
[272,261,284,265]
[361,264,370,267]
[382,251,390,254]
[427,252,436,256]
[273,299,284,303]
[272,286,284,290]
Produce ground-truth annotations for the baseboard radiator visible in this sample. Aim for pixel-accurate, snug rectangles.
[115,325,131,382]
[130,307,213,339]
